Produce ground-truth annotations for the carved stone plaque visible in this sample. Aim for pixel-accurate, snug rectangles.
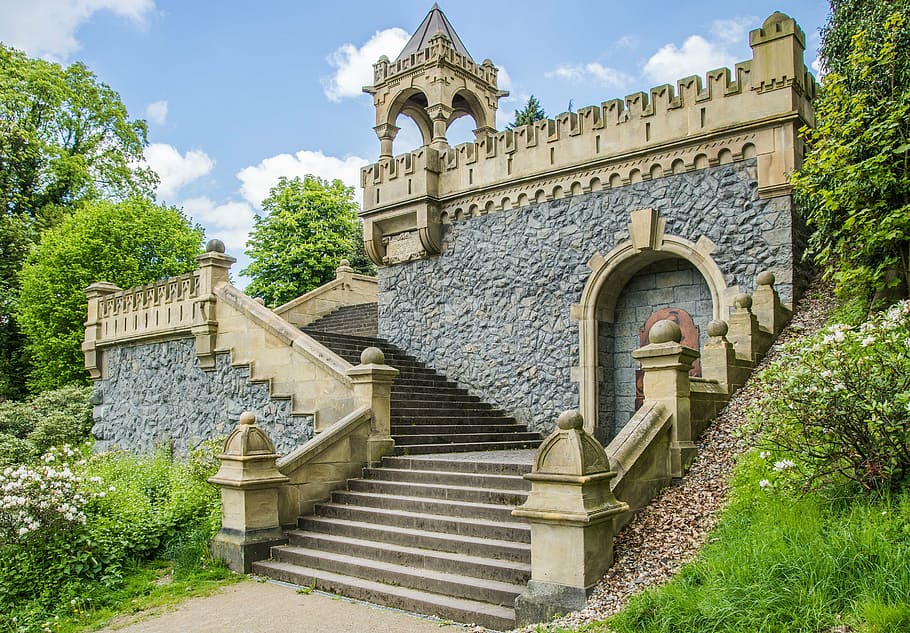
[383,231,426,265]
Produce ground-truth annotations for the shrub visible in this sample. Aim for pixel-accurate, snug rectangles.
[749,300,910,494]
[0,385,92,465]
[0,443,223,628]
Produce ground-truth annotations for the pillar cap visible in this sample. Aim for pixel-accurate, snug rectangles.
[649,320,682,344]
[533,410,612,476]
[222,412,277,457]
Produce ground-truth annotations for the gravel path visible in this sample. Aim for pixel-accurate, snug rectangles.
[512,278,835,632]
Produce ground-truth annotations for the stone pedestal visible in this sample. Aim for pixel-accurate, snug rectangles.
[513,411,628,626]
[345,347,399,463]
[192,240,236,369]
[209,412,289,573]
[632,320,699,477]
[727,293,769,363]
[752,271,790,336]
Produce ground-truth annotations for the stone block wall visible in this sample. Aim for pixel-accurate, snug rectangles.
[379,159,798,435]
[91,338,314,455]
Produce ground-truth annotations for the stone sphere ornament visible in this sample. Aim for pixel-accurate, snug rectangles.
[360,346,386,365]
[206,238,226,253]
[734,293,753,310]
[707,319,729,338]
[649,319,682,344]
[756,271,775,286]
[557,410,584,430]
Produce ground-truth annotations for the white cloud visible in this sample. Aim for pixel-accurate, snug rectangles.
[642,16,755,86]
[811,55,826,78]
[323,28,411,101]
[145,100,168,125]
[496,65,513,92]
[0,0,155,62]
[180,197,255,255]
[710,17,754,44]
[144,143,215,200]
[236,150,370,208]
[614,35,637,50]
[545,63,633,90]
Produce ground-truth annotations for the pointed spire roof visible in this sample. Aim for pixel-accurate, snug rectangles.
[395,4,472,62]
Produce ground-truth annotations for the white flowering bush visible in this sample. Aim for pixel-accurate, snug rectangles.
[750,300,910,494]
[0,443,222,630]
[0,446,98,543]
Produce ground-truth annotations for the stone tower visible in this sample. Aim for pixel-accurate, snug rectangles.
[363,3,508,158]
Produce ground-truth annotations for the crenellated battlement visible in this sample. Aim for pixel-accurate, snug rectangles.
[370,35,500,91]
[359,11,815,267]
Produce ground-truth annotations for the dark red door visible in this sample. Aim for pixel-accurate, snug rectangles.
[634,307,701,410]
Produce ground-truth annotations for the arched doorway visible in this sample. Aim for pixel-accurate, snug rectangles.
[575,209,736,442]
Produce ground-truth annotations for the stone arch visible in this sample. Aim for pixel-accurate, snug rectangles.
[574,209,735,437]
[449,89,492,132]
[386,88,434,151]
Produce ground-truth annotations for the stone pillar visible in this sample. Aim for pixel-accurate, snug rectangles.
[513,410,628,626]
[82,282,122,379]
[192,239,236,369]
[631,320,699,477]
[727,293,768,363]
[345,347,399,462]
[427,104,454,151]
[374,123,400,159]
[209,412,289,573]
[701,320,739,394]
[752,271,790,336]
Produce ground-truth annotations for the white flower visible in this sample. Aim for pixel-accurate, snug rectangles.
[773,459,796,472]
[861,336,875,347]
[759,479,771,489]
[759,451,770,459]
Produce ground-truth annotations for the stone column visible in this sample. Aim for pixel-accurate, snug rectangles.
[752,271,790,336]
[513,411,629,626]
[82,281,122,379]
[345,347,399,463]
[631,320,699,477]
[727,293,768,363]
[701,320,737,393]
[192,239,236,369]
[209,412,289,573]
[426,104,454,151]
[374,123,400,159]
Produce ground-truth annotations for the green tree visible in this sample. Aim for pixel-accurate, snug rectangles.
[792,9,910,305]
[507,95,546,129]
[0,44,155,397]
[242,175,372,307]
[15,199,203,391]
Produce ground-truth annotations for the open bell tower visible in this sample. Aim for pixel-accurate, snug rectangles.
[363,3,508,158]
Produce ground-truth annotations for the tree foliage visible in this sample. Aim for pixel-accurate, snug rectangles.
[0,44,156,397]
[793,7,910,304]
[507,95,546,129]
[0,44,155,219]
[242,175,372,307]
[15,199,202,392]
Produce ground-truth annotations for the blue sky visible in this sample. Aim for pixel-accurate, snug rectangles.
[0,1,829,282]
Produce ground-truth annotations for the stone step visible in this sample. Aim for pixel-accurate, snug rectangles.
[391,385,469,396]
[391,407,520,422]
[296,516,531,563]
[266,547,523,606]
[250,560,516,630]
[347,477,529,506]
[330,490,518,522]
[391,403,496,413]
[312,503,531,543]
[285,531,530,585]
[397,440,543,455]
[363,467,530,490]
[381,454,533,475]
[391,424,529,435]
[393,432,542,446]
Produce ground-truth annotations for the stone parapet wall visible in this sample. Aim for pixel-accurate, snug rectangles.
[379,160,795,434]
[92,339,312,455]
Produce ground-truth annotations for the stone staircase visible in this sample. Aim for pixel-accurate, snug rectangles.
[251,304,543,628]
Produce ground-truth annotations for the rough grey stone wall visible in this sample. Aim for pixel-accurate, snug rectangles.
[600,259,712,441]
[92,338,313,455]
[379,160,798,435]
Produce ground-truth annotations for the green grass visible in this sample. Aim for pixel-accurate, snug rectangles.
[595,452,910,633]
[7,558,241,633]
